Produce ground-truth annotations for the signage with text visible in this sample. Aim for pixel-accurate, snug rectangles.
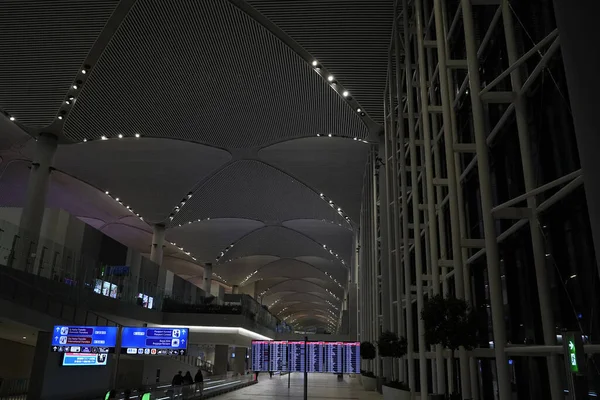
[62,352,108,367]
[120,327,189,355]
[51,326,118,353]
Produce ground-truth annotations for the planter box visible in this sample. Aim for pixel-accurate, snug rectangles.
[382,385,411,400]
[362,376,377,391]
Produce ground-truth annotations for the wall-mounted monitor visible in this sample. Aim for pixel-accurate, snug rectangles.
[51,326,118,353]
[121,327,189,355]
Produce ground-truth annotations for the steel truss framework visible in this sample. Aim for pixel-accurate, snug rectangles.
[359,1,586,400]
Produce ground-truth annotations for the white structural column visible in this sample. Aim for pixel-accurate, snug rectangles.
[432,0,471,397]
[18,133,58,269]
[397,7,415,389]
[150,224,165,265]
[379,132,393,380]
[402,0,428,392]
[460,0,511,398]
[413,0,445,393]
[370,151,381,377]
[500,4,562,400]
[151,223,173,297]
[203,263,213,295]
[388,45,406,381]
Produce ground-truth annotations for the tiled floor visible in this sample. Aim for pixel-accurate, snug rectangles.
[213,373,383,400]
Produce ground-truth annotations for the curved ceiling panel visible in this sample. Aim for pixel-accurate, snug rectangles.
[283,219,353,263]
[172,161,346,226]
[99,217,154,252]
[0,0,119,128]
[162,255,205,281]
[0,117,30,152]
[245,0,394,124]
[248,258,342,283]
[259,137,369,221]
[218,255,280,283]
[20,138,232,223]
[0,161,135,223]
[166,218,264,263]
[258,279,339,300]
[63,0,368,148]
[219,226,339,264]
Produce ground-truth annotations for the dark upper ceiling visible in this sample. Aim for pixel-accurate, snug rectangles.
[0,0,392,330]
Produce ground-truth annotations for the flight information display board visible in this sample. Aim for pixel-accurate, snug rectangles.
[251,340,270,371]
[51,326,118,353]
[269,341,288,372]
[251,340,360,373]
[324,342,344,373]
[343,342,360,374]
[307,342,325,372]
[120,327,188,355]
[288,341,305,372]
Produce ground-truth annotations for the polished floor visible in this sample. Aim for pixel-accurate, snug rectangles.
[213,373,383,400]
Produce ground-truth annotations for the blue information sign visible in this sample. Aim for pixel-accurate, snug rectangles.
[121,327,189,355]
[51,326,118,353]
[62,352,108,367]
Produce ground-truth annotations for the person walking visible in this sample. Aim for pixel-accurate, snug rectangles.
[170,371,183,399]
[194,369,204,394]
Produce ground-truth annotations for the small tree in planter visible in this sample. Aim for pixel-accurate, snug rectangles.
[421,294,478,399]
[360,341,377,391]
[377,331,409,400]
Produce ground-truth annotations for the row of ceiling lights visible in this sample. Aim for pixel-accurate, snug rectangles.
[323,271,344,289]
[240,269,258,285]
[311,59,366,118]
[315,132,369,144]
[319,193,351,229]
[100,190,216,286]
[168,192,193,221]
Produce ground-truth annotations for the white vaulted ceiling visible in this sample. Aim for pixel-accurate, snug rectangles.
[0,0,393,330]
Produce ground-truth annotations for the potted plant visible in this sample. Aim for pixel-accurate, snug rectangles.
[360,370,377,391]
[360,341,377,391]
[421,294,478,400]
[377,331,409,400]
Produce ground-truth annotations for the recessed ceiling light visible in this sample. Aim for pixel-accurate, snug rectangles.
[81,69,87,74]
[58,116,63,120]
[23,336,26,340]
[357,108,362,113]
[135,133,141,138]
[328,75,334,82]
[328,133,332,137]
[101,135,107,140]
[72,85,78,89]
[118,134,123,139]
[312,60,318,67]
[343,91,349,97]
[9,116,15,121]
[83,138,87,142]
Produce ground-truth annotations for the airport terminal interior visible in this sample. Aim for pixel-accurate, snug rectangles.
[0,0,598,399]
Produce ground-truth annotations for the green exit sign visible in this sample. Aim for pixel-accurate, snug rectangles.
[567,337,579,373]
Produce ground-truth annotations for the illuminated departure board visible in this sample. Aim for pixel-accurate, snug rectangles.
[288,341,305,372]
[251,340,360,373]
[343,342,360,374]
[307,342,325,372]
[269,341,288,372]
[251,340,270,371]
[324,342,344,373]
